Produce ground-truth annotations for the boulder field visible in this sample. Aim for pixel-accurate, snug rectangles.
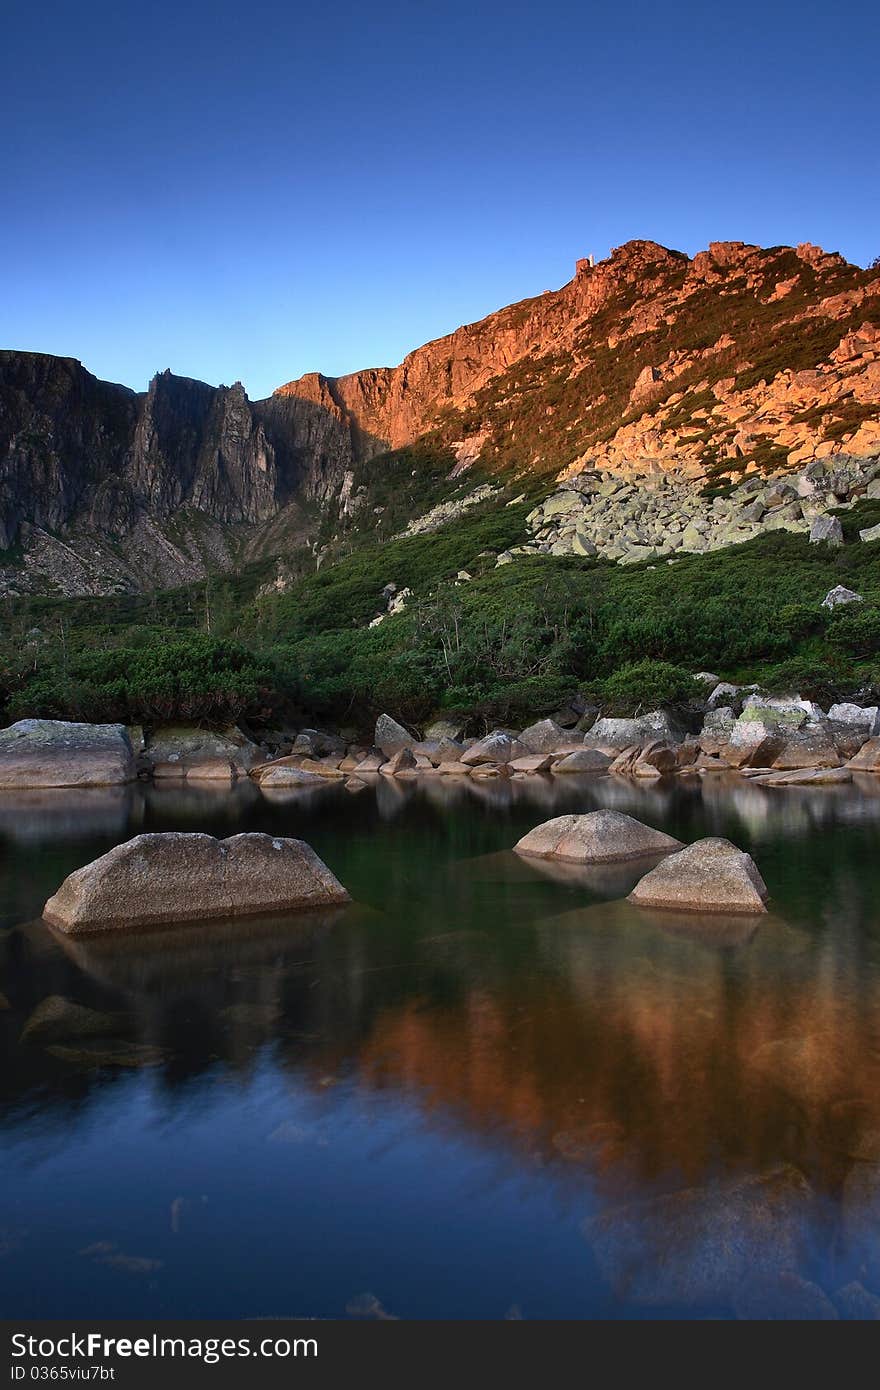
[42,832,350,935]
[512,453,880,569]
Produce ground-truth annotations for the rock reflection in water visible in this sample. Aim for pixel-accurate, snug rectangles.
[0,787,137,846]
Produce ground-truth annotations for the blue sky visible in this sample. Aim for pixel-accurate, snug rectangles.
[2,0,878,399]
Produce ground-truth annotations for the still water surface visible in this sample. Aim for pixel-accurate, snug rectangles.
[2,772,880,1319]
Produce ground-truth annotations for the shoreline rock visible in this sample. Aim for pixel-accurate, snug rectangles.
[0,720,135,788]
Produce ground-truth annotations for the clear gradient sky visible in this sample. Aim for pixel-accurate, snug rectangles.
[3,0,878,399]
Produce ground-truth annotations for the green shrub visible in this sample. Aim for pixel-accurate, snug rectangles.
[828,605,880,657]
[597,660,701,714]
[7,637,278,725]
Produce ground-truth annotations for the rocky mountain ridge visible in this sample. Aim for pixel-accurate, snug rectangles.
[2,237,878,596]
[277,239,879,486]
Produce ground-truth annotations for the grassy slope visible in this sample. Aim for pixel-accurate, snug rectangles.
[4,497,880,732]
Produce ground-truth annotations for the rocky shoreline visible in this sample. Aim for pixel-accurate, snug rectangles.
[5,682,880,791]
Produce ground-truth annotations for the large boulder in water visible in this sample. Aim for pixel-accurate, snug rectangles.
[629,837,768,913]
[514,810,683,864]
[0,720,135,788]
[42,832,350,935]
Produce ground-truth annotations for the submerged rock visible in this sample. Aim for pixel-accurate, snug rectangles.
[833,1282,880,1320]
[753,767,851,786]
[585,1165,814,1311]
[514,810,683,864]
[47,1040,169,1068]
[42,832,350,934]
[0,720,134,788]
[628,837,768,913]
[732,1274,837,1321]
[20,995,129,1045]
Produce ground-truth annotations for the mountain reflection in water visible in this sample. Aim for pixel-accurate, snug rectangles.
[1,773,880,1319]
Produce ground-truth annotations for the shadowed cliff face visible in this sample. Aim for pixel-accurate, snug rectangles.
[0,351,137,548]
[0,360,284,548]
[0,356,374,592]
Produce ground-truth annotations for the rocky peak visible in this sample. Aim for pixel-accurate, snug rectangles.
[272,238,877,483]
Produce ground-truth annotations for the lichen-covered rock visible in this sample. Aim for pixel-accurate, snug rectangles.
[552,748,613,773]
[828,702,880,735]
[586,712,684,747]
[144,725,259,780]
[515,810,683,863]
[809,515,844,545]
[628,837,769,913]
[423,719,465,742]
[822,585,863,609]
[518,719,569,753]
[374,713,415,756]
[723,701,819,768]
[0,719,135,788]
[42,832,349,934]
[771,729,841,770]
[460,731,525,765]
